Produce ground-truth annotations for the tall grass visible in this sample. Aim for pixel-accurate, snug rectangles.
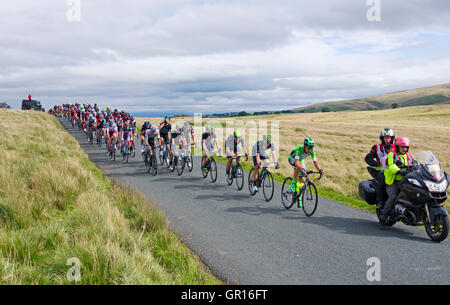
[0,109,220,284]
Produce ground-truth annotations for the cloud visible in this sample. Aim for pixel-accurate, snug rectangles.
[0,0,449,112]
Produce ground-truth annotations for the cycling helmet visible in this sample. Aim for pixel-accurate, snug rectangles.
[165,116,171,121]
[151,125,157,132]
[263,134,271,143]
[380,128,395,145]
[395,137,410,152]
[304,137,315,149]
[234,130,241,138]
[108,119,113,125]
[184,121,190,127]
[144,121,150,127]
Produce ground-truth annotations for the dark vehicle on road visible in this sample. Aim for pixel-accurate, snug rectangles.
[359,151,449,242]
[22,99,45,111]
[0,102,11,109]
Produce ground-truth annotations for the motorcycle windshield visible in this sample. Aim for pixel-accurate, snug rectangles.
[414,151,444,181]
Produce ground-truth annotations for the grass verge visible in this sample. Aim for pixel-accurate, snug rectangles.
[0,109,221,284]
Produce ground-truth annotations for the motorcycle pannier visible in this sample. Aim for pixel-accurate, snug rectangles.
[359,180,377,205]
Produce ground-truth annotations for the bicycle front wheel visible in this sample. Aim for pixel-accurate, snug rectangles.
[210,159,217,183]
[248,168,257,196]
[281,177,295,209]
[176,157,184,176]
[235,163,244,191]
[302,182,318,217]
[186,155,193,172]
[262,171,274,202]
[151,154,158,176]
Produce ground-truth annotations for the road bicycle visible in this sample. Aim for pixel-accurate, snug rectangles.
[226,156,246,190]
[121,140,130,163]
[182,144,194,172]
[107,139,117,161]
[159,144,170,168]
[144,146,158,176]
[201,155,218,183]
[248,161,277,201]
[281,170,323,217]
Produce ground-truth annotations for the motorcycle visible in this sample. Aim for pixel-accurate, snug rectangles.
[359,151,449,242]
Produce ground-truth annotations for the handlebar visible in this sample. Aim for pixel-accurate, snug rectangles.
[299,170,323,180]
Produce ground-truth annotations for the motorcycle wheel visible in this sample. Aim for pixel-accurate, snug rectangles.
[425,214,449,242]
[376,206,396,226]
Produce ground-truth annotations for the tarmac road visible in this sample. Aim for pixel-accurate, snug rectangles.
[59,118,450,285]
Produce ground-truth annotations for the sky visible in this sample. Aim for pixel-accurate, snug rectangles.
[1,0,449,114]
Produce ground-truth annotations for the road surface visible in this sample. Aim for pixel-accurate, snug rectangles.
[59,118,450,285]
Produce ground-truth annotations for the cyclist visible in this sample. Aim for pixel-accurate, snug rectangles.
[225,129,249,183]
[365,128,396,206]
[143,125,160,165]
[120,120,134,154]
[288,137,325,208]
[201,126,220,171]
[87,114,96,141]
[251,134,279,192]
[140,121,151,149]
[106,119,118,156]
[96,114,106,143]
[159,116,172,157]
[181,121,195,157]
[379,137,414,224]
[169,125,184,170]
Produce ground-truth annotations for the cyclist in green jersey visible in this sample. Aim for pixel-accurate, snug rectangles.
[288,137,325,207]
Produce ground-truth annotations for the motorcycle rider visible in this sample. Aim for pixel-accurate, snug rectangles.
[365,128,395,206]
[379,136,414,224]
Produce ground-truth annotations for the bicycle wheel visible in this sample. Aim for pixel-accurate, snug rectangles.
[174,157,184,176]
[176,157,184,176]
[235,163,244,190]
[227,165,234,186]
[201,158,208,178]
[302,182,318,217]
[248,168,257,196]
[150,152,158,176]
[210,158,217,183]
[186,155,193,172]
[165,151,171,168]
[145,152,150,170]
[131,144,136,158]
[159,148,164,165]
[262,171,275,202]
[281,177,295,209]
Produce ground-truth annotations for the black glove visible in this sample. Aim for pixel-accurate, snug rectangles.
[395,159,403,167]
[397,169,408,176]
[300,168,307,175]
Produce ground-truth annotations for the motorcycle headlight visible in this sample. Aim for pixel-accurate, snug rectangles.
[424,180,448,192]
[408,179,422,187]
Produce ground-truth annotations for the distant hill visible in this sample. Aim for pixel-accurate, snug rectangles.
[292,83,450,113]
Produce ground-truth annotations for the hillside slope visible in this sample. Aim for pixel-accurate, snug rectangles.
[293,83,450,112]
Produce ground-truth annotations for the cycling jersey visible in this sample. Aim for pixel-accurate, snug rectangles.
[121,126,133,140]
[225,134,246,156]
[289,145,316,162]
[251,140,275,158]
[159,122,171,134]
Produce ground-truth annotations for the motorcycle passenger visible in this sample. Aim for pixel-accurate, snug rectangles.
[379,137,414,223]
[365,128,396,206]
